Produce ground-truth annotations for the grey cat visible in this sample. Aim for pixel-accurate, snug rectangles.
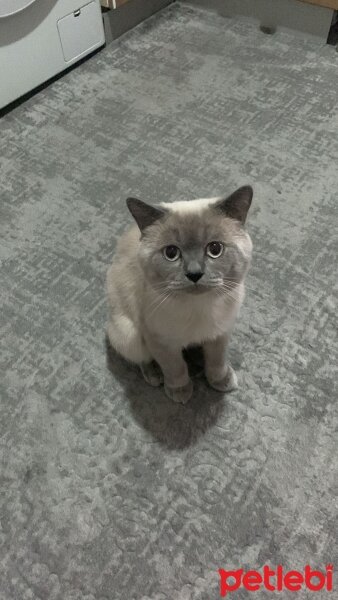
[106,186,253,404]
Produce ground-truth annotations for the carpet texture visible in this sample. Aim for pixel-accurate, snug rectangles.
[1,3,338,599]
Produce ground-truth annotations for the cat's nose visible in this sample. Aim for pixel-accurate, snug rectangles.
[186,271,204,283]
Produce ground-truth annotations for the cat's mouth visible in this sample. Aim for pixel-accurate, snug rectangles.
[185,284,211,294]
[170,282,215,295]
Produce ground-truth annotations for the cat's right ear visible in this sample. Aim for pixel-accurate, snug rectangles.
[126,197,166,232]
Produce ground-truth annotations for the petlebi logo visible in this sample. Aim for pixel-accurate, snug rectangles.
[218,565,334,596]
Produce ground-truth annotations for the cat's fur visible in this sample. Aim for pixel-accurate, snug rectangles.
[106,186,253,404]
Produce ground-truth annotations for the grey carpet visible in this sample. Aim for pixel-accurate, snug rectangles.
[1,3,338,599]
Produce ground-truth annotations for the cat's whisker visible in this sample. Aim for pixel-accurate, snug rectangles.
[222,279,241,287]
[218,284,241,302]
[147,287,171,308]
[222,287,240,296]
[215,285,238,299]
[223,278,267,297]
[148,290,173,316]
[152,282,171,291]
[215,288,239,303]
[220,282,240,292]
[222,280,240,288]
[148,291,169,310]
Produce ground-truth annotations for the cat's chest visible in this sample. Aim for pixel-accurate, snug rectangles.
[145,293,239,345]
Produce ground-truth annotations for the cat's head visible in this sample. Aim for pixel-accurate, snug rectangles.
[126,186,253,295]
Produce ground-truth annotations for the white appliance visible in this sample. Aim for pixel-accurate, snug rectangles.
[0,0,105,110]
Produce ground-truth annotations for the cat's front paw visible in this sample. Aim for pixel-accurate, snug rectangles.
[164,380,193,404]
[207,365,238,393]
[141,361,164,387]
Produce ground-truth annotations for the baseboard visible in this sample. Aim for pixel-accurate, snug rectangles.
[182,0,334,39]
[103,0,174,43]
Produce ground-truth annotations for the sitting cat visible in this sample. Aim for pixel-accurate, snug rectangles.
[106,185,253,404]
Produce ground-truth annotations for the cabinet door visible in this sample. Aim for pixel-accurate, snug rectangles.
[57,1,104,63]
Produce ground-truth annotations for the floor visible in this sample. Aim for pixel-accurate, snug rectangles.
[1,3,338,599]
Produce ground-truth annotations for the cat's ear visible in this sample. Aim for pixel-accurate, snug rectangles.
[215,185,253,224]
[126,197,166,232]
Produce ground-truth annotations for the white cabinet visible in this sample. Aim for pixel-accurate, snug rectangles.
[0,0,105,110]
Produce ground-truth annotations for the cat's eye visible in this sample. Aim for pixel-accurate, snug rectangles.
[163,245,181,261]
[206,241,224,258]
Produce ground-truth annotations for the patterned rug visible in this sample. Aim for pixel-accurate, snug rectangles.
[1,3,337,598]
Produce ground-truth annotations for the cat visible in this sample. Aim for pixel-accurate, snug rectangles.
[106,185,253,404]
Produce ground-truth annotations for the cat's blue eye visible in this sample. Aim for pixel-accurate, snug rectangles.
[206,241,224,258]
[163,245,181,261]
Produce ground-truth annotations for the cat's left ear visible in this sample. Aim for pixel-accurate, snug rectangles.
[215,185,253,224]
[126,197,166,232]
